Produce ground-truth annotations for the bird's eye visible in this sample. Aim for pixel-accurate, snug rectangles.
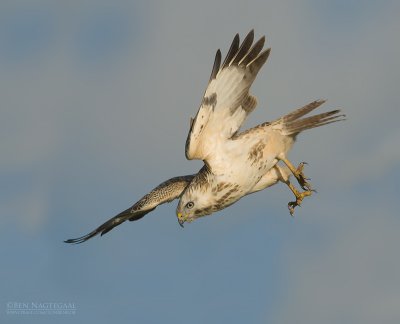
[185,201,194,209]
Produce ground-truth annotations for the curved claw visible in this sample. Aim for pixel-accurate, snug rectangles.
[302,182,313,191]
[288,200,302,216]
[286,187,313,216]
[288,202,295,216]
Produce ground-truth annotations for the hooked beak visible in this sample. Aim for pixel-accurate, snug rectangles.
[176,212,185,228]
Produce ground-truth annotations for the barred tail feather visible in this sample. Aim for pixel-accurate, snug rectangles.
[280,100,345,135]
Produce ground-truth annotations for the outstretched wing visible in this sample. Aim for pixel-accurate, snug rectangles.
[64,175,195,244]
[185,30,270,164]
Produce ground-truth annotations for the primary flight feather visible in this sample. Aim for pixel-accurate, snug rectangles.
[65,30,344,244]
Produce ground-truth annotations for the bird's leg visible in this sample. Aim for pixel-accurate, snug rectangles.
[285,181,313,216]
[279,157,313,191]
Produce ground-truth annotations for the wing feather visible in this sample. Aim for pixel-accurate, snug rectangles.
[230,30,255,65]
[185,31,270,167]
[239,36,265,66]
[221,33,240,69]
[247,48,271,72]
[209,49,221,82]
[64,175,195,244]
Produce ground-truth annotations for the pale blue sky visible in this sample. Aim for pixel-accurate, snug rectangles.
[1,1,399,323]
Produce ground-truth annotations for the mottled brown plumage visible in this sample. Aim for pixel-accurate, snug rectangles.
[65,30,345,243]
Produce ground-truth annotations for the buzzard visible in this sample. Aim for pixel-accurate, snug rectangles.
[65,30,344,244]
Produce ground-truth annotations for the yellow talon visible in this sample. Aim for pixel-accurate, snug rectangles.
[286,182,313,216]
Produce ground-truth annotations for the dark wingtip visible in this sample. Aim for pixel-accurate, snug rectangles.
[64,238,85,244]
[247,29,255,39]
[221,33,240,69]
[64,234,93,244]
[64,228,102,244]
[247,48,271,73]
[230,30,255,66]
[209,49,222,81]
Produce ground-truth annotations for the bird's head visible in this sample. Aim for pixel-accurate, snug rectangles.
[176,187,215,227]
[176,168,215,227]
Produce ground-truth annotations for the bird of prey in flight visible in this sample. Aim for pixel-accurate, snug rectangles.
[65,30,344,244]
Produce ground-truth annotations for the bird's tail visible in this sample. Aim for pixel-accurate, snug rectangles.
[275,100,345,136]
